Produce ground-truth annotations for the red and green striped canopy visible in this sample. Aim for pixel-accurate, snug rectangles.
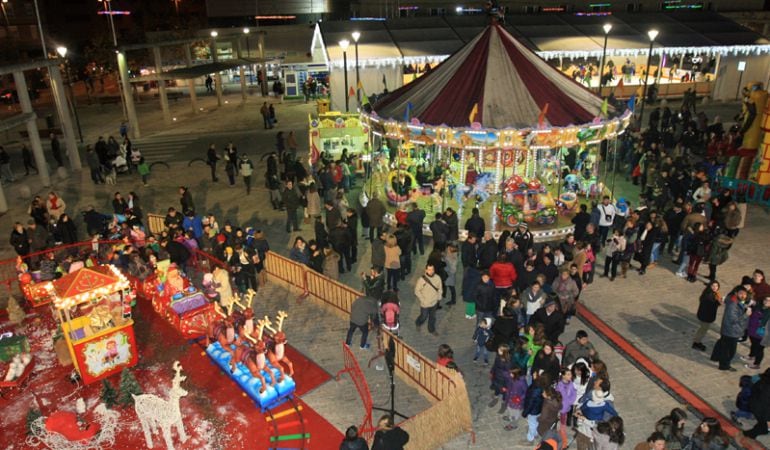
[373,24,605,129]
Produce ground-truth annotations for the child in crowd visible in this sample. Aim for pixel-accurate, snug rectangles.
[472,317,492,365]
[503,366,528,431]
[730,375,755,423]
[582,243,595,285]
[489,344,513,414]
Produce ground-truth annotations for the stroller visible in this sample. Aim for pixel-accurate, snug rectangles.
[111,154,129,174]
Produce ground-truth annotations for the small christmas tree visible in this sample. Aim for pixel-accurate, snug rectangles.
[6,296,26,325]
[100,379,118,409]
[25,408,42,435]
[118,368,143,406]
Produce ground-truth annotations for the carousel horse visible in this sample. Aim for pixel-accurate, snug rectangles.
[263,312,294,380]
[239,319,276,393]
[540,157,560,185]
[454,172,493,207]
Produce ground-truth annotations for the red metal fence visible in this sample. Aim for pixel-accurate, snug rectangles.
[335,342,375,441]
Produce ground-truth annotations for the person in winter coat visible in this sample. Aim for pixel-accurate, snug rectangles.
[692,281,723,352]
[339,425,369,450]
[370,415,409,450]
[308,241,324,273]
[745,296,770,369]
[601,229,626,281]
[178,186,194,214]
[538,387,563,441]
[722,201,743,237]
[10,223,30,256]
[384,235,402,291]
[365,194,386,241]
[531,298,566,345]
[688,417,729,450]
[551,270,579,321]
[46,191,66,220]
[706,234,732,282]
[329,223,352,274]
[475,271,498,324]
[370,231,386,269]
[289,237,309,265]
[562,330,598,367]
[489,254,517,300]
[531,343,561,384]
[744,368,770,439]
[306,185,322,219]
[488,307,519,353]
[57,214,78,244]
[523,373,548,442]
[282,180,302,233]
[444,208,459,242]
[593,416,625,450]
[685,223,711,282]
[655,408,689,450]
[556,369,578,448]
[503,366,528,430]
[414,264,442,334]
[523,281,546,324]
[443,244,459,305]
[489,344,513,413]
[710,286,751,371]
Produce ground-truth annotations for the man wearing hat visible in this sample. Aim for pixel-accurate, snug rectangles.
[531,295,566,345]
[512,223,533,254]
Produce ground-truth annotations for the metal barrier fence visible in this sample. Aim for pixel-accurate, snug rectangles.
[305,269,360,316]
[715,177,770,207]
[381,330,455,403]
[335,342,375,441]
[264,251,308,293]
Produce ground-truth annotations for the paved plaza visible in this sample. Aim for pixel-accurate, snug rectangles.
[1,95,768,449]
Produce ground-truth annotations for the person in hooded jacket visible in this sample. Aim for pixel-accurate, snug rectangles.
[339,425,369,450]
[692,281,723,352]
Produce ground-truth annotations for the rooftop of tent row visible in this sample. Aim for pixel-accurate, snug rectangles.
[316,12,770,65]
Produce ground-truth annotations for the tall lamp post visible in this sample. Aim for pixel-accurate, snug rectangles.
[638,29,658,129]
[599,23,612,93]
[352,31,361,106]
[56,46,84,143]
[244,27,253,85]
[339,39,350,113]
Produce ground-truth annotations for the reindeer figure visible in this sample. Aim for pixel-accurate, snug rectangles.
[239,319,276,393]
[206,303,238,364]
[133,361,189,450]
[265,312,294,379]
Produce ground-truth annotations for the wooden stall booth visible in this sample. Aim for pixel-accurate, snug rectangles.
[47,266,138,385]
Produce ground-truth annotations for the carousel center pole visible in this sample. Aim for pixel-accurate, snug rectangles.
[610,137,619,197]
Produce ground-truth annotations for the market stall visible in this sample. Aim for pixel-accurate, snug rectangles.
[48,266,138,385]
[309,112,370,172]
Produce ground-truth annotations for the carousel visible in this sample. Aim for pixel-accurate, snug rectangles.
[46,265,138,385]
[361,23,631,240]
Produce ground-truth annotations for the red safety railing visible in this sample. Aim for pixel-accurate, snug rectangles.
[335,342,375,441]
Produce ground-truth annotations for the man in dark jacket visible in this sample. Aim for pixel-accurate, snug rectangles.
[461,233,479,269]
[10,223,30,256]
[162,239,190,270]
[571,204,591,241]
[465,208,486,240]
[394,223,414,279]
[512,224,533,254]
[164,207,183,231]
[346,296,378,349]
[664,201,685,255]
[82,206,111,236]
[282,180,302,233]
[429,213,449,248]
[478,232,498,270]
[371,231,386,269]
[710,287,750,371]
[475,271,497,324]
[744,368,770,439]
[406,203,426,255]
[325,201,342,230]
[314,216,328,249]
[444,208,459,242]
[206,143,219,182]
[366,194,386,241]
[530,298,566,345]
[329,223,352,274]
[362,266,385,300]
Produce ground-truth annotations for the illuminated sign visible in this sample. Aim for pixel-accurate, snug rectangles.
[97,10,131,15]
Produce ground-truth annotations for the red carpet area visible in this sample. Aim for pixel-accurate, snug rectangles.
[0,297,342,449]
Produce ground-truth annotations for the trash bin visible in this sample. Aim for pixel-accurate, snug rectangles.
[317,99,330,114]
[45,114,55,130]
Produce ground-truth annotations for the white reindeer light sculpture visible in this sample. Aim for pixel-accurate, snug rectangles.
[133,361,189,450]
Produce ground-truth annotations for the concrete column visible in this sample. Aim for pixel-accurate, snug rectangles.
[237,41,247,101]
[14,70,51,187]
[184,45,198,114]
[763,23,770,38]
[117,52,141,139]
[153,47,172,123]
[258,32,268,97]
[49,65,82,170]
[0,183,7,213]
[210,40,223,107]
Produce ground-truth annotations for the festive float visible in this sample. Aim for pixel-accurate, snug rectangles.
[48,265,138,385]
[361,23,631,238]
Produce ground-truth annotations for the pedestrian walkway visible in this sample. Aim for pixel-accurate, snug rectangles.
[133,135,200,163]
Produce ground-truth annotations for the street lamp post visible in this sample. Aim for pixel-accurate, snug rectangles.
[352,31,361,106]
[339,39,350,113]
[244,27,253,85]
[638,29,658,129]
[599,23,612,93]
[56,46,84,143]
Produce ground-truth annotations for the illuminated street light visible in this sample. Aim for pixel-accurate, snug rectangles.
[210,30,218,38]
[56,46,67,58]
[243,27,250,34]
